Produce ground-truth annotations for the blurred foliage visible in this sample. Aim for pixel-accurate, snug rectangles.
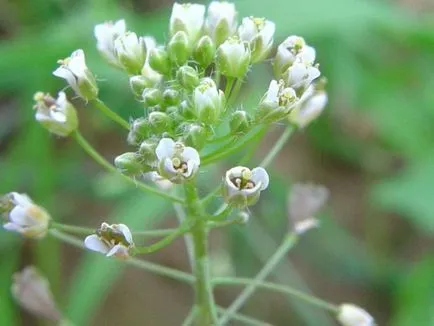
[0,0,434,325]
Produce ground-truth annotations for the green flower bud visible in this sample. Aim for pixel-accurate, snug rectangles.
[193,36,216,68]
[142,88,162,107]
[148,111,172,134]
[114,152,144,176]
[177,65,199,90]
[130,76,150,97]
[178,100,195,119]
[216,37,250,78]
[148,47,171,76]
[230,110,251,135]
[162,89,180,107]
[138,140,157,165]
[127,117,151,145]
[182,123,208,150]
[167,31,190,66]
[0,193,13,218]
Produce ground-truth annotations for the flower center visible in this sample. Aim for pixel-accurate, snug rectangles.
[251,17,266,31]
[172,157,188,173]
[230,168,255,190]
[97,225,130,247]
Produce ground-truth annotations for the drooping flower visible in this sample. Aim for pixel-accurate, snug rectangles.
[12,266,62,322]
[33,91,78,137]
[94,19,126,66]
[170,3,205,44]
[2,193,51,239]
[223,166,269,207]
[205,1,238,46]
[238,16,275,63]
[84,223,134,259]
[289,85,328,128]
[114,32,146,75]
[193,78,225,123]
[337,304,375,326]
[216,36,251,78]
[53,49,98,101]
[155,138,200,183]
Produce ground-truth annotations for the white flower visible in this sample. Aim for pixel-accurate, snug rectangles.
[94,19,126,66]
[141,36,163,87]
[155,138,200,183]
[143,172,174,190]
[33,91,78,137]
[84,223,134,259]
[216,37,251,78]
[223,166,269,207]
[289,86,327,128]
[114,32,146,74]
[193,78,225,123]
[337,304,375,326]
[12,266,62,321]
[288,183,329,234]
[3,193,50,239]
[205,1,237,45]
[283,60,321,91]
[53,49,98,100]
[238,16,275,63]
[170,3,205,43]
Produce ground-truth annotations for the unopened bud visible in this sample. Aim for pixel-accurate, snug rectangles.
[216,37,250,78]
[149,111,172,134]
[168,31,190,66]
[114,152,144,176]
[205,1,237,46]
[149,47,171,76]
[230,110,250,135]
[139,140,157,165]
[127,117,151,145]
[162,88,180,107]
[193,36,216,68]
[193,78,225,124]
[235,211,250,224]
[130,76,148,97]
[170,3,205,44]
[182,123,208,150]
[337,304,375,326]
[142,88,162,107]
[177,65,199,90]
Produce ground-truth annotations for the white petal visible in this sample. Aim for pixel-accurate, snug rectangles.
[68,50,87,76]
[184,160,198,178]
[241,183,262,196]
[117,224,133,244]
[84,235,109,254]
[182,147,200,166]
[10,206,34,226]
[163,157,178,174]
[3,222,21,232]
[155,138,176,160]
[251,167,269,190]
[53,67,78,91]
[11,193,33,207]
[106,244,129,257]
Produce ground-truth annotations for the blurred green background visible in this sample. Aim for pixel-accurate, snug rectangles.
[1,0,434,325]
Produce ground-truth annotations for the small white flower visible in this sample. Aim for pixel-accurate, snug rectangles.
[33,91,78,137]
[84,223,134,259]
[193,78,225,123]
[283,59,321,91]
[288,183,329,235]
[170,3,205,43]
[223,166,269,207]
[205,1,237,45]
[3,193,50,239]
[114,32,146,74]
[155,138,200,183]
[12,266,62,321]
[216,36,251,78]
[143,172,174,190]
[53,49,98,100]
[238,16,275,63]
[337,304,375,326]
[289,86,327,128]
[94,19,126,66]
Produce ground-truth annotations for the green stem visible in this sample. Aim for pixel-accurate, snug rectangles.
[184,183,219,325]
[259,126,294,168]
[181,306,198,326]
[90,99,130,130]
[73,130,184,203]
[224,77,235,101]
[227,78,244,109]
[218,233,299,325]
[209,204,232,221]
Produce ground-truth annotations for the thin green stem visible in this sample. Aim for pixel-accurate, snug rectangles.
[73,130,184,203]
[208,218,242,229]
[218,233,299,325]
[90,99,130,130]
[173,201,195,268]
[209,133,233,144]
[259,126,294,168]
[181,306,198,326]
[209,203,232,221]
[227,78,244,109]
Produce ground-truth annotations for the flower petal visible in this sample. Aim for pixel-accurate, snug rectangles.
[84,235,109,254]
[155,138,176,160]
[251,167,269,190]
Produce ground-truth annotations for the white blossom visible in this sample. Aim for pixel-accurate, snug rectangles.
[283,60,321,91]
[3,193,50,239]
[216,36,251,78]
[223,166,269,207]
[84,223,134,259]
[289,85,327,128]
[193,77,225,123]
[258,79,298,122]
[33,91,78,137]
[53,49,98,100]
[205,1,237,45]
[238,16,275,63]
[155,138,200,183]
[337,304,375,326]
[170,3,205,43]
[12,266,62,321]
[94,19,126,66]
[114,32,146,74]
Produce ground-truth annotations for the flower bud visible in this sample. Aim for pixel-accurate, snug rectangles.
[177,65,199,90]
[114,152,144,176]
[142,88,162,107]
[149,111,172,134]
[193,35,216,68]
[235,211,250,224]
[139,140,157,165]
[229,110,250,135]
[289,86,327,128]
[238,17,275,63]
[162,88,180,107]
[223,166,269,208]
[12,267,62,321]
[193,78,225,123]
[130,76,148,97]
[216,37,250,78]
[337,304,375,326]
[33,91,78,137]
[167,31,190,66]
[182,123,208,150]
[127,117,151,145]
[205,1,238,46]
[53,49,98,101]
[85,222,134,259]
[155,138,200,183]
[114,32,146,75]
[170,3,205,44]
[2,193,51,239]
[94,19,126,67]
[149,47,171,76]
[179,100,195,119]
